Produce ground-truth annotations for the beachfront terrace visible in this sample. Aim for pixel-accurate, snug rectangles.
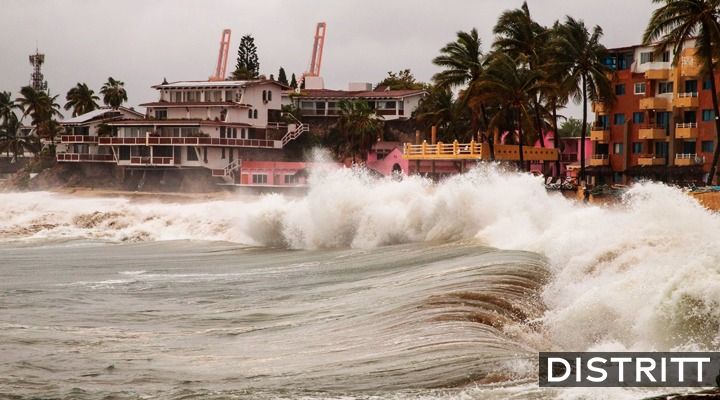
[403,141,559,161]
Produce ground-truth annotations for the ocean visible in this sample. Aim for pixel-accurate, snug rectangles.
[1,166,719,399]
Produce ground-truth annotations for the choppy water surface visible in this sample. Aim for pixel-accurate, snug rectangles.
[2,166,719,399]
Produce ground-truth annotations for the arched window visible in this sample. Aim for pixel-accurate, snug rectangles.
[253,109,258,119]
[268,91,272,101]
[262,90,267,102]
[248,109,252,119]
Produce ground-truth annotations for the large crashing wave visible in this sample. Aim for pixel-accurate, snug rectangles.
[2,164,719,353]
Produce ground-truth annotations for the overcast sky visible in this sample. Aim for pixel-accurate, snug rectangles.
[1,0,654,119]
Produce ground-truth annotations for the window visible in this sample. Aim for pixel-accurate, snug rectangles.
[658,81,674,94]
[632,142,643,154]
[702,140,715,153]
[598,115,610,129]
[655,142,668,157]
[640,52,654,64]
[634,82,646,95]
[633,112,644,124]
[614,143,624,154]
[253,109,258,119]
[221,148,225,159]
[262,90,267,102]
[703,109,715,121]
[186,147,199,161]
[656,112,671,128]
[704,77,712,90]
[614,113,625,125]
[252,174,268,184]
[220,127,226,138]
[615,84,626,96]
[248,109,253,119]
[613,172,624,184]
[284,175,298,184]
[267,91,272,101]
[684,79,698,94]
[661,51,670,62]
[152,109,166,120]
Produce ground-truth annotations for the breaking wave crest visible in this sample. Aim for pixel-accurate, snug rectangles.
[2,164,720,354]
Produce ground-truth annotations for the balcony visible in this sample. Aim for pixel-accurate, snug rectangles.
[589,154,609,166]
[680,55,702,77]
[638,154,666,166]
[673,92,699,108]
[59,135,99,144]
[675,122,698,139]
[639,97,670,110]
[56,153,114,163]
[645,69,670,80]
[98,136,279,149]
[590,126,610,142]
[592,102,610,114]
[638,125,668,140]
[127,156,175,166]
[675,153,704,166]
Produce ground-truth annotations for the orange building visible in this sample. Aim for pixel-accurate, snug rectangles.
[590,39,713,185]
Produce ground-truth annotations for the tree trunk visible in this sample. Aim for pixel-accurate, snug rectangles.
[706,63,720,186]
[534,96,546,148]
[518,111,525,171]
[580,74,588,184]
[552,100,561,178]
[480,103,495,161]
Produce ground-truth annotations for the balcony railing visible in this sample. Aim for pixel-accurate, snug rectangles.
[590,125,610,142]
[673,92,699,108]
[675,122,699,139]
[98,136,278,148]
[589,154,609,166]
[638,124,668,140]
[403,141,483,160]
[638,154,666,165]
[56,153,114,162]
[639,97,670,110]
[127,156,175,166]
[59,135,99,143]
[675,153,704,166]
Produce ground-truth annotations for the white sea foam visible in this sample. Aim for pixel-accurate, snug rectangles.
[2,164,719,353]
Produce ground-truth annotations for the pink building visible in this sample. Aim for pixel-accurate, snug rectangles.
[365,141,408,176]
[525,132,592,178]
[236,161,339,187]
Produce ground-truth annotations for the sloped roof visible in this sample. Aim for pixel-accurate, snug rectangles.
[61,107,142,125]
[295,89,426,100]
[152,79,289,90]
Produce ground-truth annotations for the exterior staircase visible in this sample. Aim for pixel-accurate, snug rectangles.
[280,113,309,146]
[212,159,242,183]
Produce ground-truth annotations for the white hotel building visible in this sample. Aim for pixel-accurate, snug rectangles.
[57,79,307,182]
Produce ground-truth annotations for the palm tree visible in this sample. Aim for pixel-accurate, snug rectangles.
[644,0,720,185]
[65,83,100,117]
[474,52,545,170]
[432,29,490,144]
[336,100,384,162]
[16,86,62,124]
[415,85,473,142]
[493,2,549,149]
[0,91,18,126]
[0,113,40,159]
[16,86,63,149]
[100,77,128,109]
[552,17,615,183]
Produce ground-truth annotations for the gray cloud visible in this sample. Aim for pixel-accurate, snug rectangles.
[0,0,654,119]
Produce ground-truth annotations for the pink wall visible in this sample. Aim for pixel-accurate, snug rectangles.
[366,143,408,176]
